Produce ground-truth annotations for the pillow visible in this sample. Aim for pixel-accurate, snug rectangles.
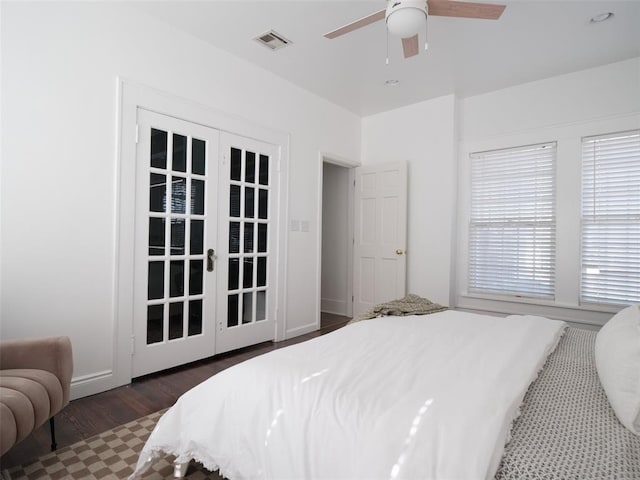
[595,304,640,436]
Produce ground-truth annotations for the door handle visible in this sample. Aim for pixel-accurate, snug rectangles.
[207,249,217,272]
[396,249,405,255]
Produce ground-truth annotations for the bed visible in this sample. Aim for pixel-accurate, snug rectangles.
[130,308,640,480]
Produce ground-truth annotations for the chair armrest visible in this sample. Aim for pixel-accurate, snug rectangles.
[0,336,73,405]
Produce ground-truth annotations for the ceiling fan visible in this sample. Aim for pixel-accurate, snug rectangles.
[324,0,506,59]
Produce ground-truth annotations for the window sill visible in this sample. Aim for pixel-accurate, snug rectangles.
[460,292,619,313]
[456,292,620,328]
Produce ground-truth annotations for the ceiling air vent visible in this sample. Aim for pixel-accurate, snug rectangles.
[254,30,292,51]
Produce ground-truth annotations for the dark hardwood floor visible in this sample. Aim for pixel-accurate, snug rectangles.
[0,313,350,470]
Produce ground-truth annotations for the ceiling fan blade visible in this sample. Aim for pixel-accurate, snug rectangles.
[427,0,506,20]
[402,35,420,58]
[324,9,386,39]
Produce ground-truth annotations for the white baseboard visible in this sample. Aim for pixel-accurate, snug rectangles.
[320,298,347,316]
[70,370,120,400]
[284,322,318,340]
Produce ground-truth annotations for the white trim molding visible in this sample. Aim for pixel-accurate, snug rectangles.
[70,370,114,400]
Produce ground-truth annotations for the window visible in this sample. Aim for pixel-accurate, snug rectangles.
[469,143,556,298]
[581,130,640,305]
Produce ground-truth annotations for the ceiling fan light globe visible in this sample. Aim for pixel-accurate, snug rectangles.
[386,7,426,37]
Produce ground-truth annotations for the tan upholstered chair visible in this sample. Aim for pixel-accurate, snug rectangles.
[0,336,73,456]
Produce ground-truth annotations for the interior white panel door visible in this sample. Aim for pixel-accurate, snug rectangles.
[215,133,278,354]
[353,162,407,316]
[133,109,219,377]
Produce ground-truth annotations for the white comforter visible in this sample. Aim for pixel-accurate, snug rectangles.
[131,310,565,480]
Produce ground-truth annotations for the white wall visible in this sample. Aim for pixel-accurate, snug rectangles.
[359,58,639,318]
[456,57,640,326]
[461,58,640,142]
[361,95,458,307]
[0,1,360,397]
[321,163,350,315]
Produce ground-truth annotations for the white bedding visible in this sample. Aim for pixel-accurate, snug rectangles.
[131,310,565,480]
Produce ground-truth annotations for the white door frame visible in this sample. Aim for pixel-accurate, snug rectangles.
[315,152,360,328]
[108,78,289,394]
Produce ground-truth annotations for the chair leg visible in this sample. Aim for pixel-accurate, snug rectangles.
[49,417,57,451]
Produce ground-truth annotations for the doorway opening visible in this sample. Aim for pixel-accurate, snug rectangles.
[319,157,356,325]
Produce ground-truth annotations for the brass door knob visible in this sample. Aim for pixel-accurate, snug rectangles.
[396,249,404,255]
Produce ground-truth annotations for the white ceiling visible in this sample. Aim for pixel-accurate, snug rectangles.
[133,0,640,117]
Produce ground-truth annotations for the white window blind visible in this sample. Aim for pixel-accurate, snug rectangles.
[581,130,640,305]
[469,142,556,298]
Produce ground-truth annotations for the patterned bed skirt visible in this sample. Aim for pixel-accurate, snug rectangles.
[496,327,640,479]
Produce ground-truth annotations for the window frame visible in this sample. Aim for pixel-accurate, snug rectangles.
[580,129,640,306]
[456,114,639,326]
[467,141,557,300]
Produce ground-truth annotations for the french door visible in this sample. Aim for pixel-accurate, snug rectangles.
[132,110,219,377]
[215,134,278,354]
[132,110,278,376]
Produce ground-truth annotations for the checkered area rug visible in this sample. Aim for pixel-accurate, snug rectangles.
[4,410,223,479]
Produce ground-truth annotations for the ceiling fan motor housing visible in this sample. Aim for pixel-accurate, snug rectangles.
[386,0,428,37]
